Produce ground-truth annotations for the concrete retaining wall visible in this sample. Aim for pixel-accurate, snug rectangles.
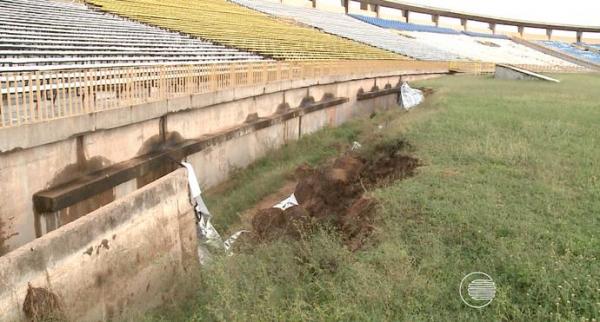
[494,64,559,82]
[0,169,198,321]
[0,71,446,255]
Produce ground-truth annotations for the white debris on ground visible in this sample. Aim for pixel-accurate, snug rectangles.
[181,161,247,264]
[273,193,299,210]
[399,82,424,110]
[351,141,362,151]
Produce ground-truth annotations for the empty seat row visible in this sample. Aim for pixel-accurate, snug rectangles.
[538,41,600,64]
[0,0,266,70]
[462,31,509,40]
[347,14,575,67]
[83,0,403,60]
[230,0,462,61]
[402,32,577,66]
[350,14,461,35]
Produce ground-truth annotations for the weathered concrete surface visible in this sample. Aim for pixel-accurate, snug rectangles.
[495,64,560,82]
[0,70,447,153]
[0,169,197,322]
[0,119,160,253]
[0,72,446,254]
[316,0,346,13]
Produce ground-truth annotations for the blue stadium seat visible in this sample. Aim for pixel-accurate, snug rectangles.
[231,0,463,60]
[462,31,509,40]
[538,41,600,63]
[349,14,461,35]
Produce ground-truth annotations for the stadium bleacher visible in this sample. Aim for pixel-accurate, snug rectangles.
[586,44,600,50]
[229,0,463,61]
[350,14,461,35]
[0,0,269,71]
[538,41,600,64]
[348,15,575,66]
[83,0,404,60]
[461,31,509,40]
[404,32,578,66]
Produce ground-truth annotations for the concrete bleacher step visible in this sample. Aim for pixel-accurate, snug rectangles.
[83,0,402,60]
[348,14,575,68]
[1,55,264,66]
[512,38,600,71]
[229,0,461,61]
[0,0,268,70]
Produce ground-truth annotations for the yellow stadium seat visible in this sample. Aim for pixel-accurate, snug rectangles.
[84,0,408,60]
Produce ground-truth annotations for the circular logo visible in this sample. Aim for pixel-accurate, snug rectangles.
[459,272,496,308]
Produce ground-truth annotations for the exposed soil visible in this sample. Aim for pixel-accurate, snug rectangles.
[251,139,421,251]
[418,87,435,97]
[236,181,297,229]
[0,218,6,256]
[22,283,65,322]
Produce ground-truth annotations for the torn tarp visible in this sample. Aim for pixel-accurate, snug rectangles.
[181,162,210,215]
[180,161,246,264]
[399,82,424,110]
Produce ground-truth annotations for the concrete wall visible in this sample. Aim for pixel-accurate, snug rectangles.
[348,1,376,17]
[494,64,558,82]
[495,65,538,80]
[263,0,313,9]
[314,0,345,13]
[0,71,446,255]
[0,169,198,321]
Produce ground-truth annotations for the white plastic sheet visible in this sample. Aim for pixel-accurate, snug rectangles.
[273,193,299,210]
[399,82,424,110]
[181,161,246,264]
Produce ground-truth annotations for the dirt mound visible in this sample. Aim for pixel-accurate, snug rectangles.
[361,139,420,185]
[22,283,65,322]
[252,139,420,251]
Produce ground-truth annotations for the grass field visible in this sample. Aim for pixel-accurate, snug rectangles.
[150,74,600,321]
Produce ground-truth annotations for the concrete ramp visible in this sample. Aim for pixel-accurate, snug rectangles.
[495,64,560,82]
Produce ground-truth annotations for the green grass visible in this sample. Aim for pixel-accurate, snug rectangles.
[204,117,366,233]
[149,74,600,321]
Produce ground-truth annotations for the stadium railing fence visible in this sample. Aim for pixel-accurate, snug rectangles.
[0,60,494,128]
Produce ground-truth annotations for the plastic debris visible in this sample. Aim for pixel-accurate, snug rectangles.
[180,161,247,264]
[399,82,424,110]
[273,193,298,210]
[224,230,248,253]
[351,141,362,151]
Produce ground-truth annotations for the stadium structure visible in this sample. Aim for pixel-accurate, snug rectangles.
[1,0,599,320]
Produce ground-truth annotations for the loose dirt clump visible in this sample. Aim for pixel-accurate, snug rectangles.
[22,283,65,322]
[361,139,421,186]
[251,139,420,251]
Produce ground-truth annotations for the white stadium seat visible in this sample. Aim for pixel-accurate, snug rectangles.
[0,0,265,70]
